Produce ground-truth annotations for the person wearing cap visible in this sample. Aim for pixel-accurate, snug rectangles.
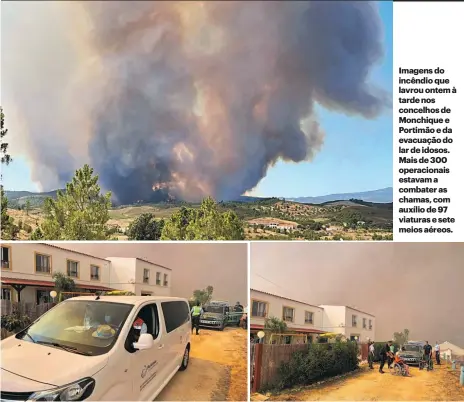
[132,316,148,342]
[190,301,204,335]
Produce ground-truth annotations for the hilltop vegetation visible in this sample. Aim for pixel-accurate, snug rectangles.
[5,171,393,241]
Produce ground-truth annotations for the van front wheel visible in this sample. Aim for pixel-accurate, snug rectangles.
[179,346,190,371]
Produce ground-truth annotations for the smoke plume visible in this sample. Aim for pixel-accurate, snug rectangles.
[3,1,389,203]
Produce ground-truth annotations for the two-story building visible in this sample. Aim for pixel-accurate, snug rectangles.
[250,289,325,343]
[250,289,376,343]
[0,243,172,303]
[319,305,376,342]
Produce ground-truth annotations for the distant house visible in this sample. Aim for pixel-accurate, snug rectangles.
[248,218,298,231]
[439,341,464,360]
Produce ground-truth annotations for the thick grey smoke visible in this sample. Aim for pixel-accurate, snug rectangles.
[3,1,389,203]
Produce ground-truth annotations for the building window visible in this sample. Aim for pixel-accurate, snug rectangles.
[352,315,357,327]
[1,246,11,270]
[90,265,100,280]
[163,273,168,287]
[1,288,12,300]
[141,292,151,296]
[363,318,367,329]
[156,272,161,285]
[369,319,373,330]
[283,306,295,322]
[305,311,314,324]
[35,253,51,274]
[143,269,150,283]
[251,300,267,318]
[36,290,53,304]
[67,260,79,278]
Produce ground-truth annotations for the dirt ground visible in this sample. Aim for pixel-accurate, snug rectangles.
[156,327,248,401]
[270,363,464,401]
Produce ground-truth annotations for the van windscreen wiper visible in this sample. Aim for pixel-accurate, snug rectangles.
[35,341,92,355]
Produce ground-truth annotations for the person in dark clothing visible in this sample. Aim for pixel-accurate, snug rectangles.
[424,341,433,369]
[379,341,394,374]
[434,342,441,365]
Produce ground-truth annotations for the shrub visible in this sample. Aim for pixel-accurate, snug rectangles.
[1,310,32,333]
[275,341,359,391]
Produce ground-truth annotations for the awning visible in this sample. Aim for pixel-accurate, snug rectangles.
[250,324,325,334]
[1,278,113,291]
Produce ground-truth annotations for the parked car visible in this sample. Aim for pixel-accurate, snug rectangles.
[0,295,191,401]
[398,341,426,365]
[200,300,242,331]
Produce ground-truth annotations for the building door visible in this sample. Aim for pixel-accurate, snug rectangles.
[1,288,12,300]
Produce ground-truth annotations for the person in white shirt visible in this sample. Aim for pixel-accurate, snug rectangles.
[435,342,441,365]
[368,341,375,369]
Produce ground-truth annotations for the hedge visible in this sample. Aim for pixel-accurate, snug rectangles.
[276,341,359,390]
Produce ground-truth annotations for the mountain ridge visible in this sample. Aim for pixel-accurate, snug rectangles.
[5,187,393,205]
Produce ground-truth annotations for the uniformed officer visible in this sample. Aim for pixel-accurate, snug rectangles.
[190,301,204,335]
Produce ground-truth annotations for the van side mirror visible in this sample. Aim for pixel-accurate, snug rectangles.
[133,333,154,350]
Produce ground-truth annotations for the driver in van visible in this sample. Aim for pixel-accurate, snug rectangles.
[132,316,148,342]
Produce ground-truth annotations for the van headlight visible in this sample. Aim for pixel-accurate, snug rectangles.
[27,378,95,401]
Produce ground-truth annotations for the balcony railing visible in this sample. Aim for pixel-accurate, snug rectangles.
[1,261,10,269]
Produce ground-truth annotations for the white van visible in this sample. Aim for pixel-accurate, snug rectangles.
[0,296,191,401]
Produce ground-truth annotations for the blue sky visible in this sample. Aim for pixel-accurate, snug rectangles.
[3,1,393,198]
[251,1,393,197]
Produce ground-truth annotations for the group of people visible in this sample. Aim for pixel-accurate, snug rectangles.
[367,340,442,375]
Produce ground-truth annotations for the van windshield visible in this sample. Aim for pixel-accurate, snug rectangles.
[18,300,133,356]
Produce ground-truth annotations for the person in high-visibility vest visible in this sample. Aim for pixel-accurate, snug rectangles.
[190,301,204,335]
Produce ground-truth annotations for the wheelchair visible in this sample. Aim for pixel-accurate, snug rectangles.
[390,361,410,376]
[419,356,433,371]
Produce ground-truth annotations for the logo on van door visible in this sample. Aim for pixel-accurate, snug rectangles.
[141,360,158,379]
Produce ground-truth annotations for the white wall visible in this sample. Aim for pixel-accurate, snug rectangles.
[105,257,137,294]
[105,257,171,296]
[250,290,323,331]
[320,305,346,336]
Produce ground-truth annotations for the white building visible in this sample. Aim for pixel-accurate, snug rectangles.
[320,305,376,342]
[439,341,464,361]
[1,243,172,303]
[250,289,376,343]
[250,289,325,342]
[106,257,171,297]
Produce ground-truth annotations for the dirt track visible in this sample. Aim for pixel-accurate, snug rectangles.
[156,327,247,401]
[270,363,464,401]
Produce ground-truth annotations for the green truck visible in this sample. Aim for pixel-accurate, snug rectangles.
[199,300,243,331]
